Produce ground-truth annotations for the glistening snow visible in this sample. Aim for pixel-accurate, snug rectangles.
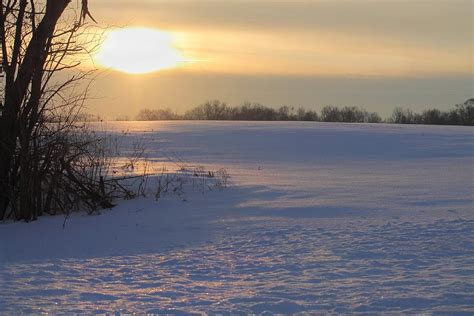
[0,121,473,313]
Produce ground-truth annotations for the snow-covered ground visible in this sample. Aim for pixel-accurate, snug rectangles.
[1,121,473,314]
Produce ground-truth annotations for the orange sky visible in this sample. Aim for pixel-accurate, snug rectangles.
[83,0,473,118]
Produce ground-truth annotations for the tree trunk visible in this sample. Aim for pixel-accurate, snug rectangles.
[0,0,72,220]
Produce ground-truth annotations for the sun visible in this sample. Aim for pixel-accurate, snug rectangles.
[95,28,185,74]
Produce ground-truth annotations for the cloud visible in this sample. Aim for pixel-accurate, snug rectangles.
[92,0,472,77]
[94,0,472,48]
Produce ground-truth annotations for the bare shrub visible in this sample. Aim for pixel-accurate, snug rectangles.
[0,1,117,221]
[154,164,230,201]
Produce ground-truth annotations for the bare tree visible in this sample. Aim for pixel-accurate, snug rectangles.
[0,0,107,221]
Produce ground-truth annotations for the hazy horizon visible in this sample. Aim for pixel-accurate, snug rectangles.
[86,0,473,119]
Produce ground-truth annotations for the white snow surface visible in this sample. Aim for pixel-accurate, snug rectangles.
[1,121,473,314]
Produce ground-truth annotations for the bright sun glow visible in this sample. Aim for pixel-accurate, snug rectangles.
[96,28,185,74]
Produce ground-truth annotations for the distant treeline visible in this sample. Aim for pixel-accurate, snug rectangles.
[133,99,473,126]
[389,103,473,126]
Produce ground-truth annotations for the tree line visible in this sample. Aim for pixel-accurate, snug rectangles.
[134,99,473,126]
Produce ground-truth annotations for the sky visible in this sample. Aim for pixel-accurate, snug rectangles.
[85,0,473,119]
